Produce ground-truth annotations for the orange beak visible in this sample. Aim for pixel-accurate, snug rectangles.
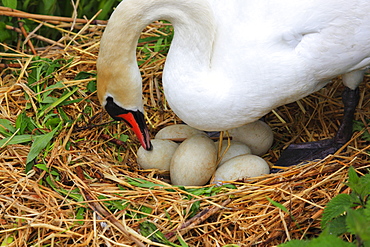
[104,97,152,150]
[116,111,152,150]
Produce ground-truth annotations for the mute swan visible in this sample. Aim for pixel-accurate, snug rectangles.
[97,0,370,166]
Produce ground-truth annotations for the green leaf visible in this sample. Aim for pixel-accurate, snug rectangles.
[57,108,71,122]
[177,235,189,247]
[353,120,370,141]
[41,0,57,14]
[21,0,31,12]
[15,112,28,135]
[139,221,162,241]
[125,177,166,188]
[55,187,83,202]
[279,239,310,247]
[37,87,79,119]
[45,117,61,129]
[0,22,12,42]
[138,205,152,218]
[279,234,356,247]
[15,112,38,135]
[34,163,48,172]
[0,134,33,147]
[0,119,16,136]
[348,167,360,186]
[45,58,62,76]
[322,215,347,236]
[223,184,238,190]
[119,134,129,142]
[188,201,201,218]
[41,81,65,100]
[138,36,164,44]
[1,235,14,246]
[346,167,369,205]
[185,186,219,197]
[321,194,353,229]
[346,208,370,241]
[365,200,370,219]
[75,207,86,225]
[41,96,58,104]
[348,173,370,205]
[59,98,83,106]
[357,173,370,200]
[108,200,128,211]
[184,187,207,196]
[74,71,95,80]
[50,169,59,176]
[308,234,355,247]
[1,0,17,9]
[0,119,15,132]
[45,175,56,189]
[154,38,163,52]
[266,196,289,214]
[26,124,61,170]
[97,0,117,19]
[87,80,97,93]
[139,221,180,247]
[28,58,46,85]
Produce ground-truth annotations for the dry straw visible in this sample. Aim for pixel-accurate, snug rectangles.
[0,10,369,247]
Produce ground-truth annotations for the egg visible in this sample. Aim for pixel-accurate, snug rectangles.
[228,120,274,156]
[137,139,178,170]
[170,135,217,186]
[215,140,252,166]
[155,124,205,140]
[213,154,270,183]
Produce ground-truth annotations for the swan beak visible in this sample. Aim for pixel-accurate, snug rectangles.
[116,111,153,151]
[104,97,152,150]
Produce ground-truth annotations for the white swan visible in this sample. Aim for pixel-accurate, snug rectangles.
[97,0,370,164]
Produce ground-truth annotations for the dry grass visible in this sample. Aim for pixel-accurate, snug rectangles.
[0,14,369,247]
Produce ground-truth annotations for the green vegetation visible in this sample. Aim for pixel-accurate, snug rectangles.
[0,56,94,173]
[0,0,121,47]
[1,0,120,19]
[2,0,120,17]
[353,120,370,142]
[279,167,370,247]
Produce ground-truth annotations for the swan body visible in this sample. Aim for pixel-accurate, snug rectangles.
[97,0,370,150]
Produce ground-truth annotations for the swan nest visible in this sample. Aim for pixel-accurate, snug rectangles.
[0,16,369,247]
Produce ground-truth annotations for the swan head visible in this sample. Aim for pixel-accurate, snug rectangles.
[104,96,152,151]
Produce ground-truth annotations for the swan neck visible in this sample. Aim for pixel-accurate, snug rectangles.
[103,0,215,66]
[97,0,215,111]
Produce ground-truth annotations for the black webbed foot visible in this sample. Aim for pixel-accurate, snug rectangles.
[272,87,360,173]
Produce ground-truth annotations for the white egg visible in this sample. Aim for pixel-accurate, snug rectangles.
[155,124,205,140]
[213,154,270,183]
[228,120,274,156]
[137,139,178,170]
[170,135,217,186]
[215,140,252,166]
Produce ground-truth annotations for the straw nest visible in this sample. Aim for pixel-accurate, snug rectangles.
[0,11,369,247]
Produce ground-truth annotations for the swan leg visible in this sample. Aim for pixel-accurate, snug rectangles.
[273,84,360,172]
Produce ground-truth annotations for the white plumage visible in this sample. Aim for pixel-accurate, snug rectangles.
[97,0,370,151]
